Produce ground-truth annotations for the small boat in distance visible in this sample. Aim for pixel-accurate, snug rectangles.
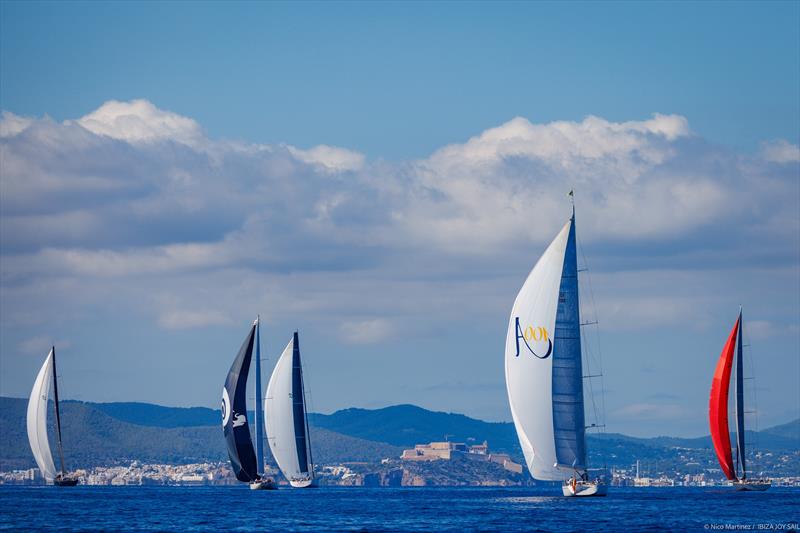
[504,204,607,497]
[27,346,79,486]
[265,332,316,488]
[709,308,771,491]
[222,317,275,490]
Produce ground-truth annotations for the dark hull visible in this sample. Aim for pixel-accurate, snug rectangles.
[54,478,79,487]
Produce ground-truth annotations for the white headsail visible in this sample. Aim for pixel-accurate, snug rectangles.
[27,349,58,482]
[505,216,587,481]
[265,333,314,488]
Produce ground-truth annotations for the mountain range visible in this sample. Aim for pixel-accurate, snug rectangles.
[2,397,797,475]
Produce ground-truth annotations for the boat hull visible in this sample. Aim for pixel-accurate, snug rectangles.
[53,476,79,487]
[249,479,276,490]
[289,477,317,488]
[562,480,607,497]
[734,480,771,492]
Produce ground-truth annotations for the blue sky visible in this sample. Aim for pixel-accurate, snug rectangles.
[1,1,798,437]
[3,1,798,158]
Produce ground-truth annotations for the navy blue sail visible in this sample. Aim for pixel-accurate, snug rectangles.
[221,324,259,482]
[551,210,587,470]
[291,332,310,473]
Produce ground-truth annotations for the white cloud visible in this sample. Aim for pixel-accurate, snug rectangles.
[1,100,797,431]
[760,139,800,163]
[74,99,204,146]
[1,99,797,338]
[338,318,393,344]
[288,144,365,173]
[0,111,34,138]
[17,336,72,355]
[158,309,232,330]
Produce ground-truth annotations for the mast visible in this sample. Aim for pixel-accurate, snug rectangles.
[734,308,746,480]
[254,316,265,476]
[298,336,315,478]
[50,346,67,477]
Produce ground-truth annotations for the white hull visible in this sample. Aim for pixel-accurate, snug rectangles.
[562,480,607,497]
[249,479,276,490]
[289,477,317,488]
[734,479,771,492]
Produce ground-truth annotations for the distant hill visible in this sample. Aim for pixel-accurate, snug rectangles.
[308,404,521,452]
[2,397,796,475]
[85,401,220,428]
[309,403,799,455]
[0,397,400,471]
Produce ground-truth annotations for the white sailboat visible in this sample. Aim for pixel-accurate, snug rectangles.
[265,332,316,488]
[504,203,606,497]
[27,346,79,486]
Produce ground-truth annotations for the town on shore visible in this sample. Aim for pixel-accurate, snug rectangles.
[3,438,799,488]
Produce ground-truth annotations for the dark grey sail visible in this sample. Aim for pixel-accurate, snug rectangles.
[551,210,587,471]
[51,346,68,476]
[222,324,259,482]
[291,332,311,473]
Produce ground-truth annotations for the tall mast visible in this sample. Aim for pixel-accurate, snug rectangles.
[734,307,746,480]
[299,341,315,478]
[254,316,265,476]
[50,346,67,477]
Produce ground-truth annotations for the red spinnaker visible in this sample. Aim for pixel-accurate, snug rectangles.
[709,317,739,481]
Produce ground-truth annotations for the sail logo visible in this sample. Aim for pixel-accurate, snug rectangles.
[232,413,247,428]
[221,387,231,428]
[513,317,552,359]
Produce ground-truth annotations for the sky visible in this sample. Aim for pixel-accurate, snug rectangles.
[1,1,798,438]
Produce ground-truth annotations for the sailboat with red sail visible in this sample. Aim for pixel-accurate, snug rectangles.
[709,308,770,491]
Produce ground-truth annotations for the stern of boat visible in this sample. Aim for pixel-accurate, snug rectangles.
[562,479,607,497]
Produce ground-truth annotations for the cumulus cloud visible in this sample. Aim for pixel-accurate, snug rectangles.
[158,309,232,330]
[1,100,797,309]
[338,318,393,344]
[74,99,204,146]
[1,99,797,430]
[287,144,365,174]
[17,336,71,355]
[0,111,33,138]
[760,139,800,163]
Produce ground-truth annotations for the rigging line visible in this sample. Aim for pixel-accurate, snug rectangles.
[742,318,762,473]
[577,231,607,433]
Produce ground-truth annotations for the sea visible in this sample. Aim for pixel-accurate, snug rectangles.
[0,485,797,532]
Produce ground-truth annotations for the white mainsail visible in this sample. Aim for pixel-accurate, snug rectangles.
[265,333,314,488]
[27,349,58,482]
[505,217,585,481]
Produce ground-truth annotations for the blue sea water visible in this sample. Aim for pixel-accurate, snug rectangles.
[0,486,797,532]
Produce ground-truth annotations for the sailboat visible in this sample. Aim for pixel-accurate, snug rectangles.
[27,346,79,486]
[504,205,606,497]
[265,332,316,488]
[709,308,771,491]
[222,317,275,490]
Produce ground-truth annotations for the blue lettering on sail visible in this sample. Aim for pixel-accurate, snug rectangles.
[514,317,552,359]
